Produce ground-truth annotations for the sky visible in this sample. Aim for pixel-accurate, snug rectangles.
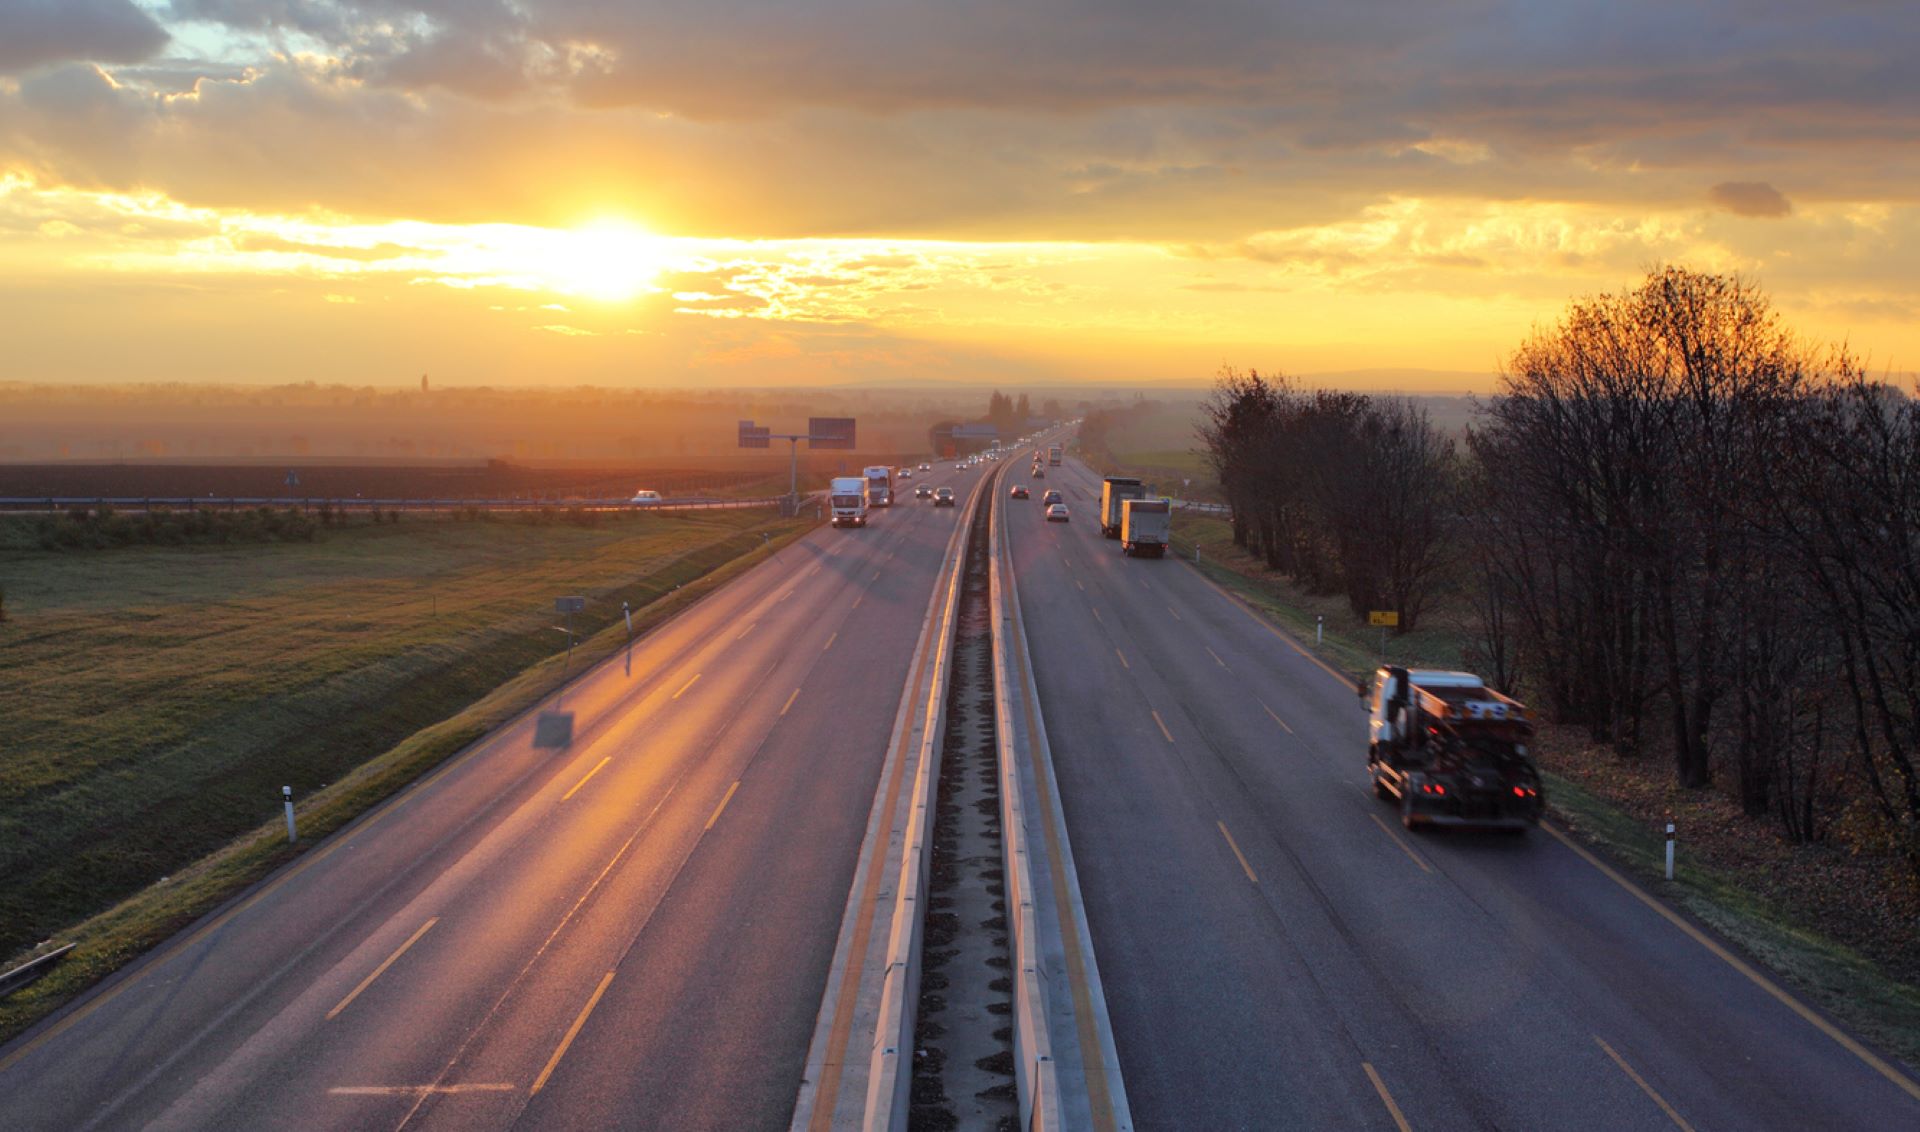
[1,0,1915,390]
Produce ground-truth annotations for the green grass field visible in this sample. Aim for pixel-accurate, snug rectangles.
[0,508,803,964]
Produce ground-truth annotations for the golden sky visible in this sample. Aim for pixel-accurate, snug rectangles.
[2,1,1916,389]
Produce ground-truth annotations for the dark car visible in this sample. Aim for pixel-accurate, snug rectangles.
[915,484,932,498]
[1009,484,1030,499]
[1042,489,1063,506]
[1031,465,1045,478]
[933,487,956,507]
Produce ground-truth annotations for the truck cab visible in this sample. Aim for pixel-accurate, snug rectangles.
[829,476,870,527]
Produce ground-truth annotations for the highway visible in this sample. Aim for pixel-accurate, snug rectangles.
[0,463,985,1131]
[1003,455,1920,1130]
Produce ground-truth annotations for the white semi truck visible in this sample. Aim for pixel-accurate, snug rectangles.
[829,476,870,528]
[863,465,894,507]
[1048,445,1063,467]
[1119,498,1172,557]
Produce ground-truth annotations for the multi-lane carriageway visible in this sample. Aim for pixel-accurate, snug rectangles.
[3,441,1919,1130]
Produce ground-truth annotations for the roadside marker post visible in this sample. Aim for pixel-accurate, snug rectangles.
[283,786,296,843]
[621,600,632,640]
[1317,615,1324,647]
[1666,823,1676,880]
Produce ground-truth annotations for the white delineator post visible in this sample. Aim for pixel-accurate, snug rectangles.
[283,786,296,843]
[622,600,632,639]
[1317,615,1324,647]
[1665,822,1676,880]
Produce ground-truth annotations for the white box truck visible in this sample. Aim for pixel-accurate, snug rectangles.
[830,476,870,527]
[1120,498,1172,557]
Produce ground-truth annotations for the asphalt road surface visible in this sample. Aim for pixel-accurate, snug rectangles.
[0,463,984,1132]
[1005,456,1920,1131]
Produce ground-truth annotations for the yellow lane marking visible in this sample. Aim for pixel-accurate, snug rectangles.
[561,756,612,801]
[736,620,758,640]
[822,631,838,651]
[1205,646,1228,669]
[1595,1035,1695,1131]
[531,971,615,1095]
[1217,822,1258,884]
[1010,581,1118,1130]
[851,594,863,610]
[810,517,963,1128]
[1368,812,1435,874]
[1151,709,1173,743]
[1167,606,1182,622]
[1543,824,1920,1102]
[1362,1062,1413,1132]
[331,1084,514,1096]
[672,673,701,700]
[781,687,801,716]
[1260,700,1294,734]
[705,781,741,831]
[1115,648,1130,670]
[326,917,439,1021]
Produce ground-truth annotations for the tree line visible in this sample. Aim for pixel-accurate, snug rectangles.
[1201,266,1920,871]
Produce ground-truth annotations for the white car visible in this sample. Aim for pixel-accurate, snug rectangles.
[630,489,663,506]
[1046,503,1070,522]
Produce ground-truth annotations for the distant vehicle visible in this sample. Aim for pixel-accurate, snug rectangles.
[898,468,913,480]
[1045,503,1070,522]
[915,484,933,499]
[1048,445,1063,466]
[1030,465,1045,479]
[1364,667,1544,831]
[934,487,956,507]
[863,465,894,507]
[829,476,870,528]
[1098,475,1146,539]
[1042,489,1063,506]
[629,489,664,506]
[920,463,931,471]
[1009,484,1030,499]
[1120,498,1172,557]
[954,464,966,472]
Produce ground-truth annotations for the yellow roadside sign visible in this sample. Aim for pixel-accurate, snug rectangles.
[1369,611,1399,627]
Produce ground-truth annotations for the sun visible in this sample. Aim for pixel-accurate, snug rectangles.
[543,218,670,301]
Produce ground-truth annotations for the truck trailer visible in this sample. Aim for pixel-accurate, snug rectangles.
[1119,498,1171,557]
[829,476,870,527]
[1098,475,1147,539]
[1048,445,1063,466]
[862,465,894,507]
[1363,666,1544,831]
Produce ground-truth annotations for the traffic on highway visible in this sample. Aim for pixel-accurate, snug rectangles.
[4,427,1917,1132]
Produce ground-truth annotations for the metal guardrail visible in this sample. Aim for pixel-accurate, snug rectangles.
[989,472,1067,1131]
[0,943,74,999]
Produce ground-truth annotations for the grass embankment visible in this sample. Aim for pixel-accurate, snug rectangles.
[1168,509,1920,1068]
[0,508,813,1044]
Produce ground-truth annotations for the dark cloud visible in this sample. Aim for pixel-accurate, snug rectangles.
[0,0,168,74]
[1708,180,1793,218]
[0,1,1914,245]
